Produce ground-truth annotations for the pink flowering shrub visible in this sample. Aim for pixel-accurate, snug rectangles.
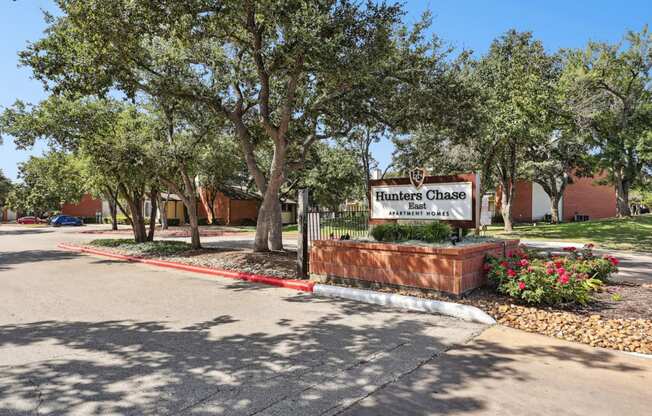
[484,245,618,305]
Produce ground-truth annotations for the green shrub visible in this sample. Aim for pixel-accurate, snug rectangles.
[116,214,131,225]
[81,216,98,224]
[485,244,618,305]
[371,222,451,243]
[198,218,209,226]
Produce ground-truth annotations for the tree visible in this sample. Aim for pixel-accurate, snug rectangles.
[392,132,480,176]
[0,170,11,209]
[81,106,158,243]
[560,27,652,216]
[150,100,215,250]
[5,152,85,216]
[197,135,248,225]
[522,130,591,223]
[289,142,364,210]
[474,30,557,231]
[1,96,158,242]
[338,126,385,209]
[20,1,465,252]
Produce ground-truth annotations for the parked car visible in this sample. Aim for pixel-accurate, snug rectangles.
[16,216,44,224]
[51,215,83,227]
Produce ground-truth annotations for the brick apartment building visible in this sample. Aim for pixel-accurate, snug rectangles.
[59,186,297,225]
[496,174,617,223]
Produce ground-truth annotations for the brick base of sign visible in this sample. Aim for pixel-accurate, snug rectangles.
[310,239,520,296]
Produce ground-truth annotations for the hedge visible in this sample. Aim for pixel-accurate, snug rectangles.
[371,222,451,243]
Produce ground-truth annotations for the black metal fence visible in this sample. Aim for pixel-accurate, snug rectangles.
[307,208,369,241]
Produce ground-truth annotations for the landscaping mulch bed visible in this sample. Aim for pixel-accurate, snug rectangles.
[329,280,652,354]
[81,239,296,279]
[164,248,296,279]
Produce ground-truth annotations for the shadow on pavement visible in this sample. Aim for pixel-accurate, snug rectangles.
[0,295,644,415]
[0,249,80,271]
[0,228,53,236]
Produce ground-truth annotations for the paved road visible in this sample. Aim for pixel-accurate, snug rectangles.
[1,225,650,415]
[0,226,484,415]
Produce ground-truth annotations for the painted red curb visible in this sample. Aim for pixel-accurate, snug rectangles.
[57,243,314,292]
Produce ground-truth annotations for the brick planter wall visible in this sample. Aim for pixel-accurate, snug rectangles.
[310,239,520,296]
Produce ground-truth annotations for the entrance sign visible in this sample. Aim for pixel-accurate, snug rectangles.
[369,172,480,228]
[408,167,426,189]
[371,181,473,221]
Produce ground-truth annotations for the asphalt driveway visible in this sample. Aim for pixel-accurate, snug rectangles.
[0,225,650,415]
[0,225,484,415]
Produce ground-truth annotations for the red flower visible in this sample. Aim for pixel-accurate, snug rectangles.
[518,281,526,290]
[506,251,513,258]
[558,274,570,284]
[546,268,555,275]
[519,259,529,267]
[507,269,517,278]
[500,261,509,268]
[554,260,564,268]
[556,267,566,276]
[563,246,577,252]
[603,255,619,266]
[483,263,491,272]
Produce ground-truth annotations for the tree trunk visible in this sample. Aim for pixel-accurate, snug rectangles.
[161,172,202,250]
[499,143,517,232]
[550,193,562,224]
[500,185,514,232]
[103,187,120,231]
[157,193,168,230]
[206,189,217,224]
[187,196,201,250]
[108,197,118,231]
[126,198,147,243]
[147,189,158,241]
[269,199,283,251]
[254,150,286,252]
[614,175,631,217]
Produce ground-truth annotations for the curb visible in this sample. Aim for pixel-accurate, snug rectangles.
[56,243,495,324]
[313,284,496,325]
[57,243,314,292]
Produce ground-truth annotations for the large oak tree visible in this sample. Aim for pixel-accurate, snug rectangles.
[20,0,467,251]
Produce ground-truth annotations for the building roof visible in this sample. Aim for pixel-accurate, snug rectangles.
[219,186,262,201]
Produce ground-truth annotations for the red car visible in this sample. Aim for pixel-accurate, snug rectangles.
[16,216,44,224]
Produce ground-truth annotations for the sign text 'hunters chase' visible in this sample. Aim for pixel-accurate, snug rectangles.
[370,182,473,221]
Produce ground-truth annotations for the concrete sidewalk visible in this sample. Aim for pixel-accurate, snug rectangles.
[342,325,652,416]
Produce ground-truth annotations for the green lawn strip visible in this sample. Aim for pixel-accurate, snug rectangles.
[485,215,652,252]
[88,239,191,257]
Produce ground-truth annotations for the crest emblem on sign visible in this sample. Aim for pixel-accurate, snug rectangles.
[409,167,426,189]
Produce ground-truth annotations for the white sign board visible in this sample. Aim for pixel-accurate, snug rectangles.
[370,182,473,221]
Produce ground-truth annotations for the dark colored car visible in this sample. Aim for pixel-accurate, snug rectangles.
[16,216,44,224]
[51,215,83,226]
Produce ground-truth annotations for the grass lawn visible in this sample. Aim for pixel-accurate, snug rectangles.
[486,214,652,253]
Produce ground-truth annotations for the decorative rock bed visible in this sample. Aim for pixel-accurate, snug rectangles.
[309,239,520,295]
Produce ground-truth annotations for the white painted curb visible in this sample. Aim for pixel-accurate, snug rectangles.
[313,284,496,325]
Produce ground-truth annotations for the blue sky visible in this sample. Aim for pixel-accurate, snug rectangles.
[1,0,650,181]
